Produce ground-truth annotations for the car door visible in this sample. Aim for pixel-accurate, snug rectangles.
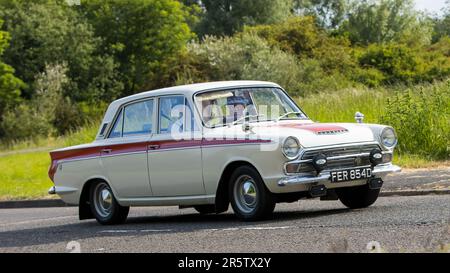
[147,95,205,197]
[101,99,155,198]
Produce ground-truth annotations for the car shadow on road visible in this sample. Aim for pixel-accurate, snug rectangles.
[0,207,352,249]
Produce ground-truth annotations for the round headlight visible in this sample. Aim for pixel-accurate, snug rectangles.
[380,127,397,148]
[282,136,301,160]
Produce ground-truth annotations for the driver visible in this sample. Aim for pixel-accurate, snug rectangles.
[224,96,249,124]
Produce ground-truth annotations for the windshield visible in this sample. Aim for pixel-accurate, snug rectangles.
[194,87,308,128]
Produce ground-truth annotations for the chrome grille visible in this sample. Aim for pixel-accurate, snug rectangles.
[296,144,379,173]
[302,144,380,160]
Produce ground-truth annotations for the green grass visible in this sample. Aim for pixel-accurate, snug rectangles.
[0,123,99,201]
[299,87,389,124]
[0,151,53,201]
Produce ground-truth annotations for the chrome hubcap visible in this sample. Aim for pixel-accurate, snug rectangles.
[233,175,258,213]
[94,183,113,218]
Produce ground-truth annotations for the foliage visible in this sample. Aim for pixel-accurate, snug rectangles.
[0,19,24,121]
[246,17,356,71]
[0,0,449,148]
[432,2,450,42]
[293,0,349,29]
[79,0,195,94]
[194,0,293,37]
[0,0,122,102]
[301,80,450,160]
[0,64,84,141]
[341,0,433,46]
[176,33,310,95]
[357,42,450,84]
[381,80,450,160]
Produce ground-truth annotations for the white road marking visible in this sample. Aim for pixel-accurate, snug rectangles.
[140,229,173,232]
[100,230,137,233]
[206,226,294,232]
[0,215,76,228]
[99,229,173,234]
[242,226,293,230]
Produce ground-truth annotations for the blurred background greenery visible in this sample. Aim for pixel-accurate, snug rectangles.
[0,0,449,199]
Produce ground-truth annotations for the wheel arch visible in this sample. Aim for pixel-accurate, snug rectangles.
[79,177,110,220]
[214,160,261,213]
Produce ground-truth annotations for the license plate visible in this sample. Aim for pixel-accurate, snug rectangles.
[330,167,372,183]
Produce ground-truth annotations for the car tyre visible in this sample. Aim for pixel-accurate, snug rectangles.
[89,181,129,225]
[336,184,380,209]
[229,166,276,221]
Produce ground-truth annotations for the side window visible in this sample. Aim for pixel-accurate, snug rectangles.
[123,99,154,137]
[109,109,123,138]
[159,96,197,134]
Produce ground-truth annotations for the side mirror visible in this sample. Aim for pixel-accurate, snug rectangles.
[355,112,365,124]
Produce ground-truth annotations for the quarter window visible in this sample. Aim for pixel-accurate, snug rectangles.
[109,109,123,138]
[123,99,154,137]
[108,99,154,138]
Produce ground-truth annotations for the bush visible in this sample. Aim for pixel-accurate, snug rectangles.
[352,67,386,87]
[177,33,305,95]
[0,64,84,142]
[357,42,450,85]
[246,17,356,72]
[381,80,450,160]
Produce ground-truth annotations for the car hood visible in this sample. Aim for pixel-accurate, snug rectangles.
[207,120,377,148]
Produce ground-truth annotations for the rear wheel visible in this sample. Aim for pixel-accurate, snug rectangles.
[336,184,380,209]
[194,205,216,215]
[229,166,275,221]
[89,181,129,225]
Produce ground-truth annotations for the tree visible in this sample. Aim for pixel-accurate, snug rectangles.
[195,0,294,37]
[79,0,194,95]
[293,0,350,29]
[0,0,122,102]
[432,1,450,42]
[341,0,433,46]
[0,19,24,122]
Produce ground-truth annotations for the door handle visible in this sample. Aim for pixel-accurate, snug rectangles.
[101,148,113,154]
[148,144,160,150]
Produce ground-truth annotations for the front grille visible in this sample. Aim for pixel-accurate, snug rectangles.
[302,144,379,160]
[295,144,380,173]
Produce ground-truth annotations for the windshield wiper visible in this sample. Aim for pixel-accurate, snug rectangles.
[230,114,265,126]
[276,111,305,121]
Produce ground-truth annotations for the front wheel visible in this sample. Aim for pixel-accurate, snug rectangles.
[89,181,129,225]
[229,166,276,221]
[336,184,380,209]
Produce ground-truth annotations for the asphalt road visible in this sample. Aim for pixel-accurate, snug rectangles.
[0,195,449,253]
[383,167,450,191]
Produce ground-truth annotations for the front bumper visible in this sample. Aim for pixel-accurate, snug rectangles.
[278,164,401,187]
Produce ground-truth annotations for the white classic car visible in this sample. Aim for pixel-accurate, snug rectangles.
[48,81,401,225]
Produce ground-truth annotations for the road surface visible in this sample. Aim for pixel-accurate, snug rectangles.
[0,195,449,253]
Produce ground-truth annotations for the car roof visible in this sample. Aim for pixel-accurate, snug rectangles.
[111,80,280,105]
[96,81,281,139]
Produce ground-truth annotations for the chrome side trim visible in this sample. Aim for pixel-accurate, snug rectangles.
[100,151,147,158]
[58,156,100,164]
[147,146,200,153]
[278,164,401,187]
[118,194,216,206]
[202,142,274,149]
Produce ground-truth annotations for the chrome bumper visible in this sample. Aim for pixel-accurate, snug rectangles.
[278,164,401,187]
